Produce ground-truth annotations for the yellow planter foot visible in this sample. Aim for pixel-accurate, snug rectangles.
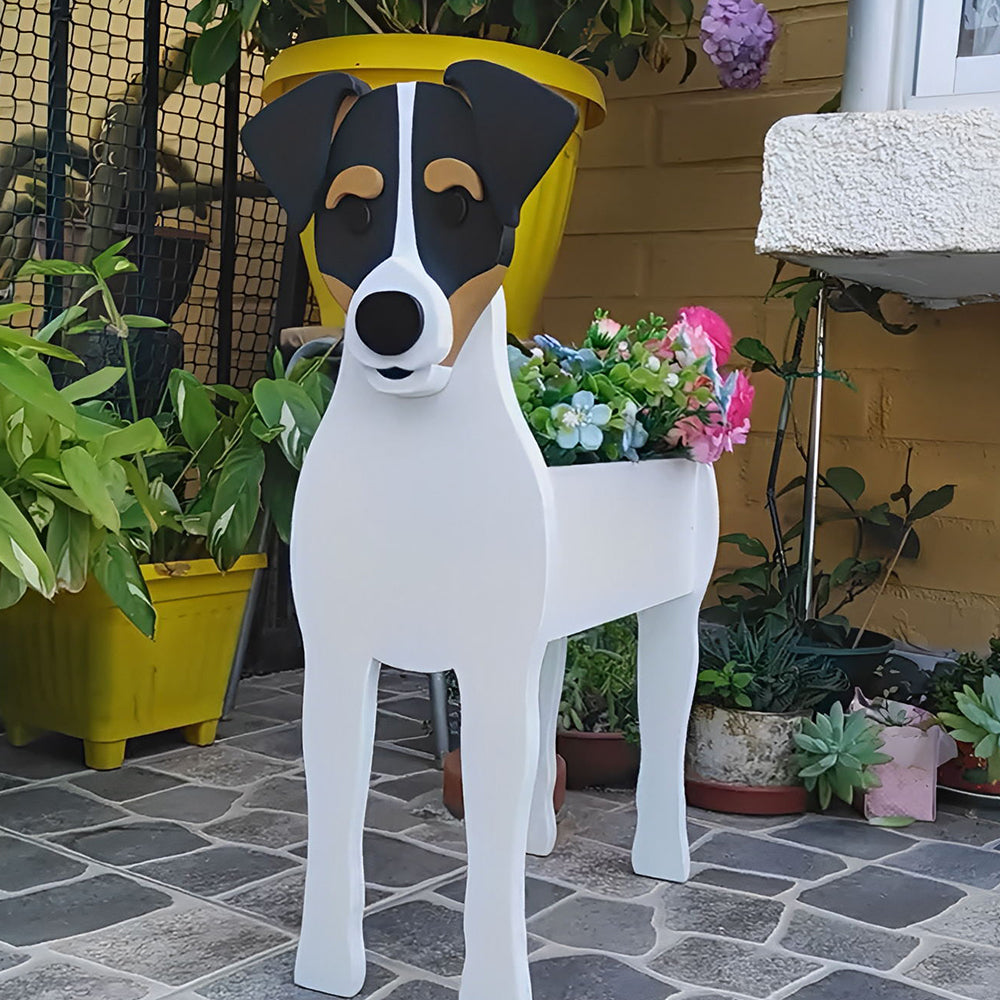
[84,739,127,770]
[183,719,219,747]
[6,722,43,747]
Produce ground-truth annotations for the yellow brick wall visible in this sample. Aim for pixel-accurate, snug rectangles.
[541,0,1000,651]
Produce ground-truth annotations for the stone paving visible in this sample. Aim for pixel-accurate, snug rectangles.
[1,667,999,999]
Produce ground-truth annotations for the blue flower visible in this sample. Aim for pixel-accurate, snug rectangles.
[507,345,530,375]
[534,335,601,373]
[621,400,649,461]
[551,390,612,450]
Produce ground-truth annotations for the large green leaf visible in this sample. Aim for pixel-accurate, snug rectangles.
[908,484,955,522]
[261,445,298,544]
[719,532,768,558]
[208,439,265,570]
[0,564,27,609]
[0,325,80,362]
[190,11,241,84]
[0,486,56,597]
[1,399,52,467]
[96,419,167,463]
[60,367,125,402]
[0,351,78,429]
[252,379,320,470]
[824,466,865,503]
[168,369,219,467]
[61,446,121,531]
[92,533,155,638]
[45,503,91,593]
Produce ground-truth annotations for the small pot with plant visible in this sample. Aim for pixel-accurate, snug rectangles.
[0,245,332,768]
[687,617,847,814]
[936,664,1000,797]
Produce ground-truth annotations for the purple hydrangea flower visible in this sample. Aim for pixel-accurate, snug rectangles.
[700,0,779,90]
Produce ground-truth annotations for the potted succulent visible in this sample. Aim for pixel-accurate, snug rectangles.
[687,616,847,814]
[937,668,1000,797]
[0,245,331,768]
[187,0,778,337]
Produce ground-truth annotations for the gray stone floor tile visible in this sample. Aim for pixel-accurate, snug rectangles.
[568,803,637,850]
[406,819,468,855]
[798,866,965,928]
[129,785,240,823]
[214,711,280,740]
[904,941,1000,1000]
[52,821,210,866]
[375,769,443,803]
[198,949,394,1000]
[363,832,463,889]
[773,818,914,860]
[394,733,438,755]
[229,725,302,762]
[0,775,26,791]
[376,712,426,742]
[787,969,941,998]
[691,868,794,896]
[526,836,658,898]
[54,904,289,986]
[235,679,287,707]
[0,734,85,779]
[0,785,127,834]
[529,954,677,1000]
[144,745,288,787]
[781,909,919,970]
[204,809,308,848]
[883,840,1000,889]
[366,791,420,832]
[906,808,1000,847]
[226,869,304,929]
[0,873,172,946]
[0,960,151,999]
[384,982,457,999]
[657,883,784,942]
[687,820,712,845]
[920,891,1000,947]
[0,943,29,973]
[380,696,433,721]
[649,937,820,997]
[528,896,656,955]
[69,766,186,802]
[371,747,436,776]
[436,875,572,917]
[132,845,297,896]
[379,669,429,694]
[246,694,304,722]
[691,832,846,880]
[0,834,86,890]
[243,775,306,813]
[364,899,466,976]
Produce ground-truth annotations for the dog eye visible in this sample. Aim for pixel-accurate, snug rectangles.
[436,187,469,228]
[336,194,372,235]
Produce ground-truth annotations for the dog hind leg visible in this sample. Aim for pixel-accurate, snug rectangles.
[526,637,567,858]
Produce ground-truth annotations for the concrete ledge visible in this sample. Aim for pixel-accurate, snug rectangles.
[756,108,1000,305]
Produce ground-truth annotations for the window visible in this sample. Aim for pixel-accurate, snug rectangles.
[914,0,1000,104]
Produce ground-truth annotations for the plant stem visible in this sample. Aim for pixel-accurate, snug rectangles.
[120,336,140,424]
[346,0,383,32]
[852,524,911,649]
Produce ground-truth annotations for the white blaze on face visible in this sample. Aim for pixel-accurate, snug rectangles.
[393,82,418,261]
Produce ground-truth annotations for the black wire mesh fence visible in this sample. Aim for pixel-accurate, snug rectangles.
[0,0,288,392]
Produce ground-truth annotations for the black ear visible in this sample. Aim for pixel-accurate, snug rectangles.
[443,60,579,229]
[241,71,371,233]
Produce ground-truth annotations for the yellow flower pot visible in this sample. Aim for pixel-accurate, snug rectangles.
[0,554,266,770]
[261,34,606,339]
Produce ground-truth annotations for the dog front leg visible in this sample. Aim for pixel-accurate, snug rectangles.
[458,645,544,1000]
[526,637,566,857]
[295,645,379,997]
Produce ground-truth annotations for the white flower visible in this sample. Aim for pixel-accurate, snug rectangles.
[665,371,680,388]
[531,347,544,358]
[646,355,661,371]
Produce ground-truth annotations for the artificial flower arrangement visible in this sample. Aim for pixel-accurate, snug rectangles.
[508,306,753,466]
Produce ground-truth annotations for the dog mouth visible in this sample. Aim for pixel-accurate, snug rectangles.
[377,367,412,380]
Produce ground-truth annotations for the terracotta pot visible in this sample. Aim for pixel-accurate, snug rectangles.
[938,741,1000,796]
[684,703,808,816]
[556,730,640,790]
[442,749,567,820]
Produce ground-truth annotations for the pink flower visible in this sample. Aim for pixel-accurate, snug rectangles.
[725,369,755,446]
[597,316,621,339]
[670,370,755,463]
[671,412,728,463]
[677,306,733,365]
[664,318,714,367]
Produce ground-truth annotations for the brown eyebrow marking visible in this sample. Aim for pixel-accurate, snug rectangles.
[424,158,484,201]
[326,165,384,209]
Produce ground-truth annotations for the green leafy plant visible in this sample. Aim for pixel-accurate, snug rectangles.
[187,0,704,85]
[938,674,1000,783]
[560,615,639,743]
[698,617,847,713]
[925,637,1000,716]
[793,701,891,810]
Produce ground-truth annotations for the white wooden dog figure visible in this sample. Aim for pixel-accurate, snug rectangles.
[242,61,718,1000]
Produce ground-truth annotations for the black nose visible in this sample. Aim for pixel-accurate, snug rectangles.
[354,291,424,357]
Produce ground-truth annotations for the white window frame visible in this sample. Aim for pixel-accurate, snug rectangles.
[842,0,1000,113]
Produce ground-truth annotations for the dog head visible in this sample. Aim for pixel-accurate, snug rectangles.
[242,60,579,395]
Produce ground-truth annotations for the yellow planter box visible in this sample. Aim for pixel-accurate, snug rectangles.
[0,554,266,770]
[262,34,606,339]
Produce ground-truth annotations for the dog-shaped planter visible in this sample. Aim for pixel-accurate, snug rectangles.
[242,61,718,1000]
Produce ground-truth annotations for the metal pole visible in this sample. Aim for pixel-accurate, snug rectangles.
[139,0,161,316]
[217,58,241,384]
[801,281,827,619]
[44,0,71,323]
[428,672,451,766]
